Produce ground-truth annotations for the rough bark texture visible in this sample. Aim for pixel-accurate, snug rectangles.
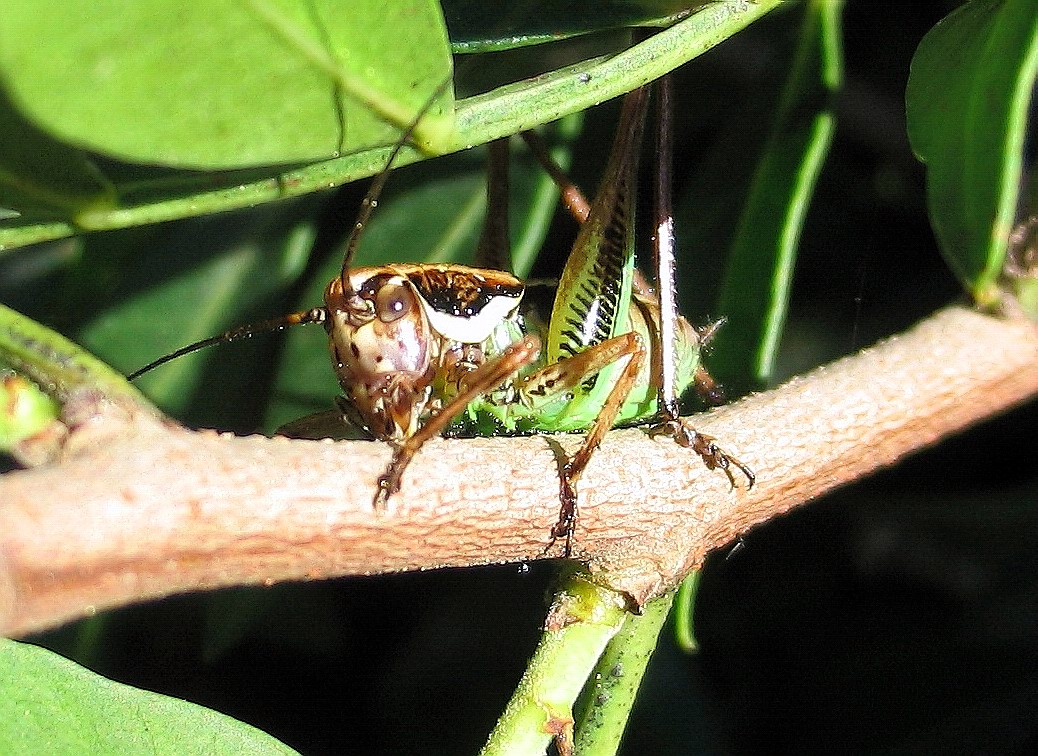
[1,306,1036,637]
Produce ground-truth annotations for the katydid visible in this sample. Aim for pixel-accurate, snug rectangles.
[129,81,752,554]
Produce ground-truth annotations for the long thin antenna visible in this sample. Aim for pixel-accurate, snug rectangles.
[129,78,455,382]
[653,75,680,420]
[339,77,455,291]
[127,308,327,381]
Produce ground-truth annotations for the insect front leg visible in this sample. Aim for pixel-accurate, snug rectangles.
[373,334,541,511]
[516,332,646,556]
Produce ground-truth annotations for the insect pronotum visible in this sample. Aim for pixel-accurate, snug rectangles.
[130,77,753,555]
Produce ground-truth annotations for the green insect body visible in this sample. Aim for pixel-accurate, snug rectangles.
[456,88,700,437]
[454,287,701,437]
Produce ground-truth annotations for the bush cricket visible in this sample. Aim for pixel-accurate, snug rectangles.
[130,78,753,555]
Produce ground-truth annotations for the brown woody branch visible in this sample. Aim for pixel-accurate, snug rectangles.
[1,306,1036,637]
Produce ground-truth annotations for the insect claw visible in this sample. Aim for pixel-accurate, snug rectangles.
[720,461,737,491]
[650,417,755,490]
[372,436,427,513]
[372,478,393,513]
[734,457,756,490]
[545,466,579,558]
[373,460,403,513]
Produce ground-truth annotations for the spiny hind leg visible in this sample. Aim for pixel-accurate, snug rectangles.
[517,332,646,556]
[647,313,751,484]
[640,293,748,482]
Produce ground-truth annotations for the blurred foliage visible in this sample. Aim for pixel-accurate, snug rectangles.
[906,0,1038,310]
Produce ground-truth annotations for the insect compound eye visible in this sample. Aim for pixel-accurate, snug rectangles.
[374,282,415,323]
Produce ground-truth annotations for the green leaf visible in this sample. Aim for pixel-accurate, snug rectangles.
[444,0,698,53]
[711,0,843,389]
[0,0,782,251]
[0,90,117,217]
[76,198,324,426]
[0,303,150,408]
[0,0,454,170]
[906,0,1038,306]
[0,638,298,755]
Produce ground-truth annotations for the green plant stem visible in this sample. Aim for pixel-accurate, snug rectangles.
[0,303,152,407]
[480,570,629,756]
[672,570,701,653]
[572,592,675,755]
[0,0,782,252]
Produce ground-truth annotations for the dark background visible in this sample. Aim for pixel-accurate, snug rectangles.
[15,2,1038,754]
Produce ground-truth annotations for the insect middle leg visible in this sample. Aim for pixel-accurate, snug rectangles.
[515,332,647,556]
